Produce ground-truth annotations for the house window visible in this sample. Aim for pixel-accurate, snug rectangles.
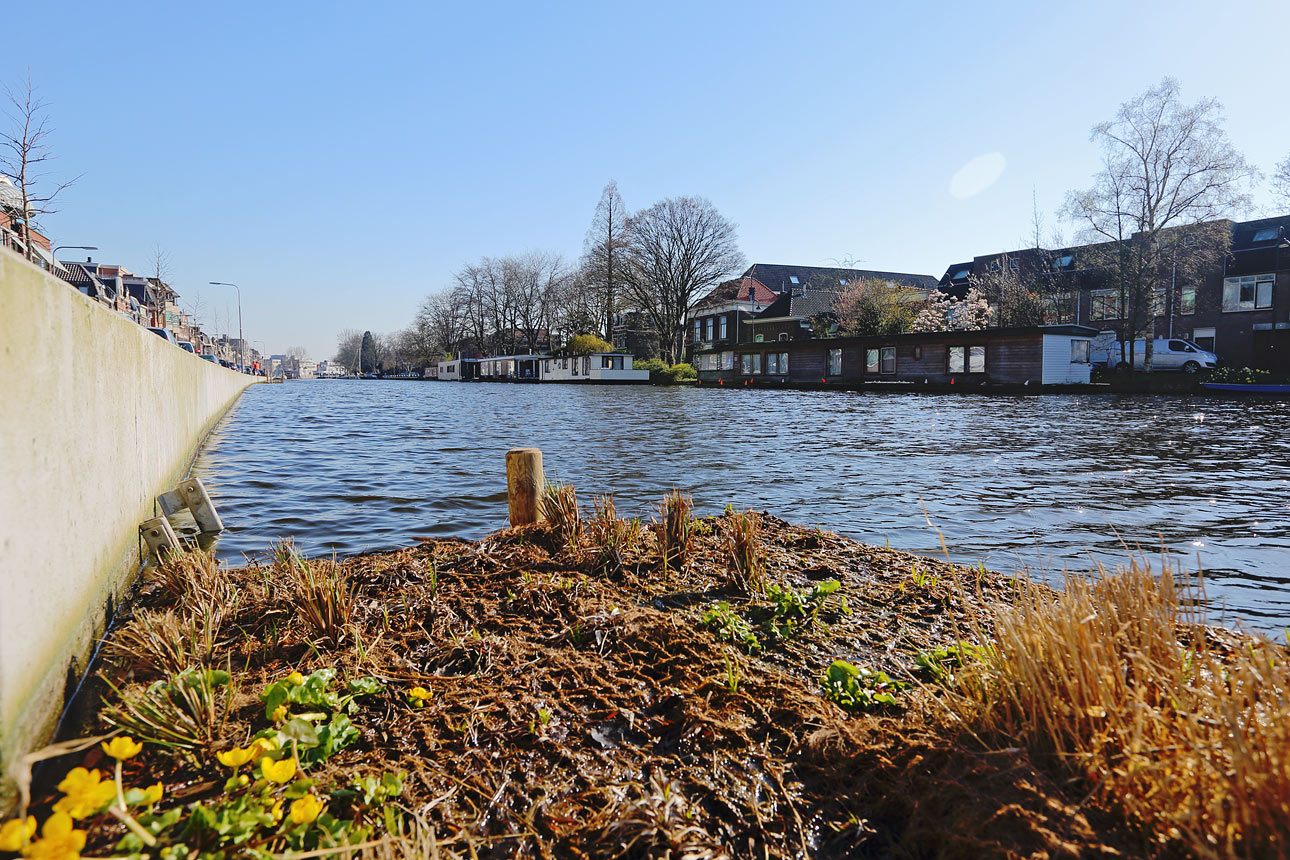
[719,316,728,339]
[777,332,789,341]
[754,333,764,342]
[789,275,800,285]
[866,347,895,374]
[828,348,842,375]
[1152,288,1166,316]
[1252,228,1279,243]
[1090,289,1122,320]
[705,318,714,341]
[694,319,702,341]
[1181,286,1196,315]
[1222,274,1274,312]
[990,261,1000,271]
[839,278,849,286]
[1070,340,1090,364]
[952,268,971,280]
[1054,255,1073,269]
[1009,258,1019,270]
[1193,327,1216,352]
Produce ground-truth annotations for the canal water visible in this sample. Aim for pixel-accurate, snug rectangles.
[194,380,1290,631]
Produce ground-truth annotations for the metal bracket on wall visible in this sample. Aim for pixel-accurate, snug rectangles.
[156,477,224,534]
[139,516,181,561]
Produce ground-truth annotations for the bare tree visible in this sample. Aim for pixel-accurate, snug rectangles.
[285,346,309,360]
[622,197,745,364]
[581,181,631,340]
[151,245,172,283]
[1273,153,1290,209]
[1062,78,1255,369]
[415,289,465,359]
[335,329,363,372]
[510,250,565,353]
[1,74,79,263]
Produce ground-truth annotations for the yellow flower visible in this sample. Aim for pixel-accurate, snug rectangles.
[269,799,283,824]
[260,757,296,784]
[0,816,36,852]
[100,737,142,761]
[21,813,85,860]
[408,686,432,708]
[289,793,324,825]
[271,705,288,722]
[249,737,277,762]
[216,746,254,768]
[139,783,163,805]
[285,671,305,687]
[52,769,116,820]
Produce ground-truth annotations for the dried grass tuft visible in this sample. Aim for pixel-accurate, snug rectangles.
[586,495,642,576]
[541,482,582,551]
[948,559,1290,858]
[105,609,216,677]
[724,510,766,594]
[275,539,356,646]
[655,489,694,570]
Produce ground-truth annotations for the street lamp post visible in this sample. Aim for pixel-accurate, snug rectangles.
[52,244,98,259]
[208,281,243,371]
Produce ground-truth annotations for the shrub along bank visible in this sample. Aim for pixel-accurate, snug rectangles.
[1,500,1284,859]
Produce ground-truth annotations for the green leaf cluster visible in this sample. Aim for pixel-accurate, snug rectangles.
[701,602,761,653]
[821,660,906,711]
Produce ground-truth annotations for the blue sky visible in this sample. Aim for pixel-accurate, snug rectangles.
[8,1,1287,359]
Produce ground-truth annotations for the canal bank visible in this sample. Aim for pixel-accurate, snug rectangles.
[0,254,257,807]
[15,505,1287,859]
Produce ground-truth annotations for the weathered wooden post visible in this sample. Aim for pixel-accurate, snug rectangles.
[506,447,544,527]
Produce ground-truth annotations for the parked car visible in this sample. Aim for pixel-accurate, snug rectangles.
[199,353,218,363]
[1090,334,1218,373]
[147,327,179,345]
[178,342,196,354]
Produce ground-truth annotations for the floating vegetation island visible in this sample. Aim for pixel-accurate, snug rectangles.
[4,498,1287,859]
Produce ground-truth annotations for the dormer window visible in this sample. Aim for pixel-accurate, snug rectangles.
[1054,255,1073,269]
[951,268,971,280]
[1009,258,1019,270]
[1251,228,1279,243]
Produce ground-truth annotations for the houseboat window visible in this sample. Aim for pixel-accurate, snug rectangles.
[828,348,842,375]
[776,352,788,374]
[752,354,762,374]
[969,345,985,373]
[1181,286,1196,315]
[867,348,895,374]
[721,351,734,370]
[719,316,728,339]
[602,356,610,368]
[754,333,764,342]
[583,357,590,375]
[949,345,985,373]
[1070,340,1090,364]
[766,353,778,374]
[1222,274,1274,312]
[912,346,922,360]
[741,354,752,374]
[948,346,965,374]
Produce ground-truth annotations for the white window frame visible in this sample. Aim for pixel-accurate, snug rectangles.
[1223,274,1274,312]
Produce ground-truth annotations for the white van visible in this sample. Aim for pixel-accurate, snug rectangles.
[1090,333,1218,373]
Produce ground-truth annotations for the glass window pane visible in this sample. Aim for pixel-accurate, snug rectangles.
[948,346,965,374]
[1257,278,1273,308]
[969,345,985,373]
[865,349,878,373]
[880,347,895,374]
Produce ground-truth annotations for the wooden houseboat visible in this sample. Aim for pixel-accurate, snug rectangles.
[693,325,1098,389]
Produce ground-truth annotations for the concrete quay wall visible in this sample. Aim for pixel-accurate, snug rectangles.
[0,254,255,804]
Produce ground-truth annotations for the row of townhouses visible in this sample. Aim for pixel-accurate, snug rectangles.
[2,176,261,371]
[687,214,1290,386]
